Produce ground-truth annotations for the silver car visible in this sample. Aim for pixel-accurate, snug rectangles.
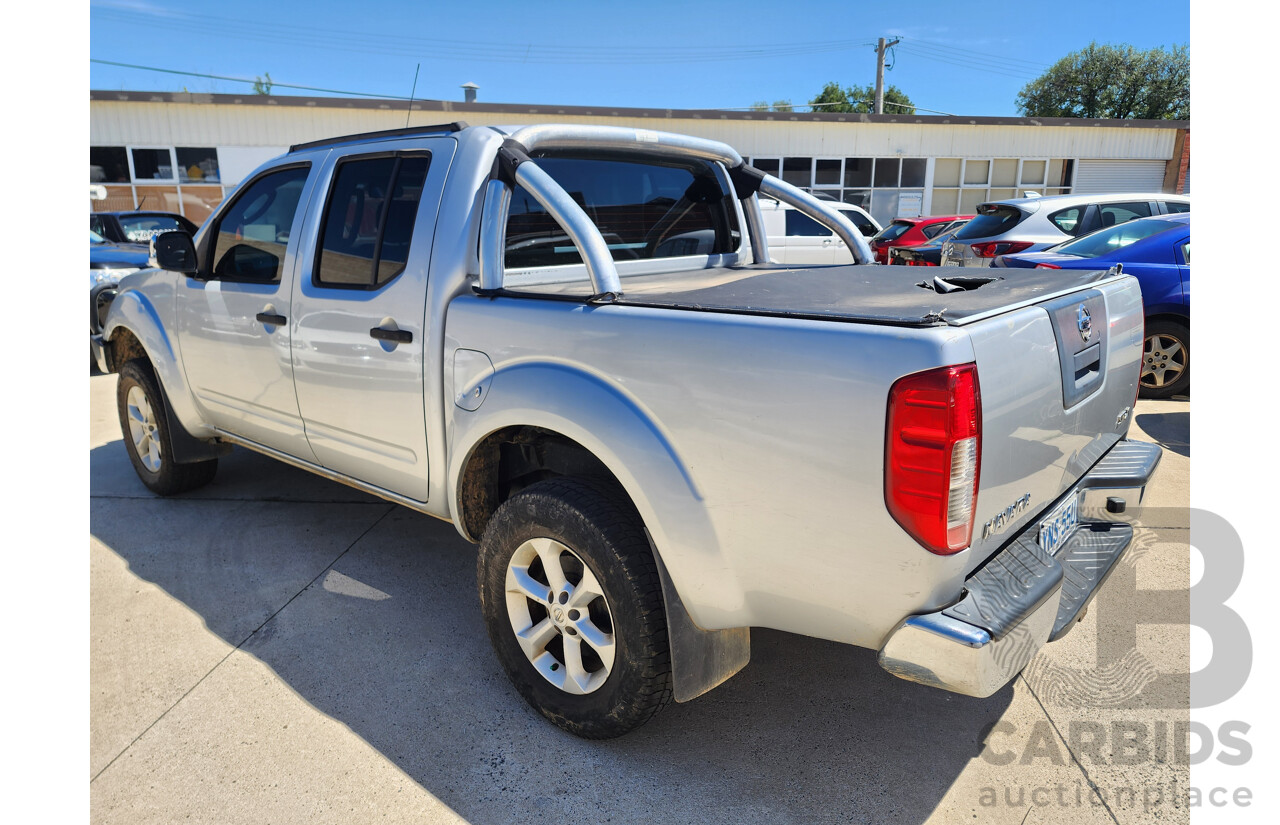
[941,192,1190,267]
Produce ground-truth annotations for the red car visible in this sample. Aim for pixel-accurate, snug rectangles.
[870,215,973,265]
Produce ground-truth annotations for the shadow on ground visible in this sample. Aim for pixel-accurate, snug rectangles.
[91,443,1012,824]
[1135,410,1190,458]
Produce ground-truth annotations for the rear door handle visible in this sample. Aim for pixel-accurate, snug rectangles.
[256,311,287,326]
[370,326,413,344]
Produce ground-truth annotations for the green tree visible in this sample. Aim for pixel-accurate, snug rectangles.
[751,100,795,112]
[1016,42,1189,119]
[808,81,915,114]
[252,73,273,95]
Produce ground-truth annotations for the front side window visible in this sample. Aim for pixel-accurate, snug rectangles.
[315,154,430,288]
[840,209,879,237]
[504,155,741,270]
[210,165,310,282]
[1164,201,1190,214]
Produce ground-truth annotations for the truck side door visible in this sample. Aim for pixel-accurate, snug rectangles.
[176,162,319,459]
[289,138,455,502]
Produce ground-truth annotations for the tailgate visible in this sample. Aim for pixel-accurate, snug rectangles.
[960,274,1144,573]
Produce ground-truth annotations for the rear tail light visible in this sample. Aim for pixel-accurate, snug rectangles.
[1034,263,1061,269]
[885,364,982,554]
[906,260,938,267]
[971,241,1033,258]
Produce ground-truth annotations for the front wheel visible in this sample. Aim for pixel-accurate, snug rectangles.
[1140,319,1190,399]
[477,478,672,739]
[116,360,218,495]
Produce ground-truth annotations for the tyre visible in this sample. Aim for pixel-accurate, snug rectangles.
[1140,319,1189,399]
[477,477,672,738]
[116,360,218,495]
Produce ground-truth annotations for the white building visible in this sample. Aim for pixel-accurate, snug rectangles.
[90,90,1190,227]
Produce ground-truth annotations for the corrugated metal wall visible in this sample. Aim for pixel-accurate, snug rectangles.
[1073,159,1168,194]
[90,100,1179,163]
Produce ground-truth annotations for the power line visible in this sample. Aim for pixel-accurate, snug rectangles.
[894,45,1039,81]
[89,59,414,99]
[896,36,1052,70]
[91,4,877,66]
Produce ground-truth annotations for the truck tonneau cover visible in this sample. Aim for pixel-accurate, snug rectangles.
[523,264,1120,327]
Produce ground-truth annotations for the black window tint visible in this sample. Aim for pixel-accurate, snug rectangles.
[844,158,872,188]
[317,154,429,288]
[1049,206,1084,235]
[785,210,832,237]
[90,147,130,183]
[89,215,106,235]
[874,221,912,243]
[1098,202,1152,228]
[874,158,900,188]
[782,157,812,187]
[900,158,926,188]
[815,159,841,186]
[505,155,740,269]
[211,165,310,282]
[839,209,877,236]
[750,158,780,177]
[921,222,948,240]
[176,147,220,183]
[1164,201,1190,214]
[953,206,1025,240]
[375,157,429,285]
[131,148,173,181]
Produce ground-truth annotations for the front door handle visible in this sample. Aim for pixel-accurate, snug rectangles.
[370,326,413,344]
[256,311,287,326]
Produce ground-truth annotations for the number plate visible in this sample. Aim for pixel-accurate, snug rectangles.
[1038,491,1081,555]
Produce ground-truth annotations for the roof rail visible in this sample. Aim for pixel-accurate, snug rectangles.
[288,121,469,153]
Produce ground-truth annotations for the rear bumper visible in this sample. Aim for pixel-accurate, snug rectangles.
[878,439,1161,697]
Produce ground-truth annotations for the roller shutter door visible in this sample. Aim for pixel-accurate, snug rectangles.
[1073,160,1167,194]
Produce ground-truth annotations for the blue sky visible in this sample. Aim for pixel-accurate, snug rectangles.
[90,0,1189,116]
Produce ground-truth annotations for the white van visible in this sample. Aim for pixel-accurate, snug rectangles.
[757,198,881,265]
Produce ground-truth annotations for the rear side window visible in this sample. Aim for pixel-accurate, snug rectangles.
[921,222,949,240]
[504,155,741,269]
[1164,201,1190,214]
[953,205,1023,240]
[1098,201,1152,228]
[211,165,310,282]
[315,153,430,288]
[1049,206,1084,235]
[785,210,832,237]
[874,221,912,243]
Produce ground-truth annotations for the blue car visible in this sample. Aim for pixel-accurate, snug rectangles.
[996,213,1190,398]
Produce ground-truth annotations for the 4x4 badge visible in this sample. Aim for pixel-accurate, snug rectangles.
[1077,304,1093,342]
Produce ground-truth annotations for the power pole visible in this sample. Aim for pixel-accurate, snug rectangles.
[874,37,900,114]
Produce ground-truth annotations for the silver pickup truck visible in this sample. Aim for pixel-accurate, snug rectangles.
[93,123,1160,739]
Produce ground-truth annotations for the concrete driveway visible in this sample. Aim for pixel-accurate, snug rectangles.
[90,372,1191,825]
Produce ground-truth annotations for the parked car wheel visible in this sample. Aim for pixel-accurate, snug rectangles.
[1140,320,1189,399]
[477,477,672,738]
[116,360,218,495]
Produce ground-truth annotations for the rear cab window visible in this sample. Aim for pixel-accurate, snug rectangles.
[953,205,1023,240]
[504,154,741,275]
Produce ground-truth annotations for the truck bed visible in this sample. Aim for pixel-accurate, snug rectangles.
[510,263,1121,327]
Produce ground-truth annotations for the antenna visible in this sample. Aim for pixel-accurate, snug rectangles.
[405,63,420,128]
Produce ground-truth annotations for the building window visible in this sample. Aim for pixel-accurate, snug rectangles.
[90,147,130,183]
[131,148,175,181]
[176,147,220,183]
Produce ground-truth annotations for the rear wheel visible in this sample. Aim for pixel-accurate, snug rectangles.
[116,360,218,495]
[477,477,672,739]
[1140,320,1189,399]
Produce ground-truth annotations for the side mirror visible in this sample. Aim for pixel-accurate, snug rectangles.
[153,231,199,275]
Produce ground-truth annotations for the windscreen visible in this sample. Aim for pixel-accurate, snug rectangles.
[953,205,1024,240]
[1051,218,1177,259]
[118,215,187,243]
